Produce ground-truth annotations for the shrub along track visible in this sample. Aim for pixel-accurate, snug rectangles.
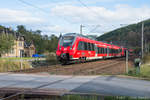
[12,57,134,75]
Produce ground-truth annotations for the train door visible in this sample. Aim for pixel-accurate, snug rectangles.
[95,44,98,57]
[107,46,109,57]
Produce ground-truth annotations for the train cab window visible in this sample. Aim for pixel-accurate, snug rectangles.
[61,36,75,47]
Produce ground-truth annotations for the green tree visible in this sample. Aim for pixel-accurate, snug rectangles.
[49,34,58,52]
[0,34,14,56]
[16,25,59,54]
[97,19,150,50]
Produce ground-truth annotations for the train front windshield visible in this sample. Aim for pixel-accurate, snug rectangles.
[60,36,75,47]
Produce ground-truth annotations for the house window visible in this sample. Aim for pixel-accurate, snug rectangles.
[10,49,14,54]
[19,42,22,47]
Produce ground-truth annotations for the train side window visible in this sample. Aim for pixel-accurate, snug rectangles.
[84,42,88,50]
[104,48,106,54]
[77,41,82,50]
[88,43,91,51]
[90,43,92,51]
[99,47,101,54]
[103,48,105,54]
[101,48,103,54]
[98,47,100,54]
[110,49,112,54]
[107,48,109,54]
[93,44,95,51]
[81,41,84,50]
[91,43,94,51]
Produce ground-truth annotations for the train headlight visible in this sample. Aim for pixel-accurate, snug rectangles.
[59,46,61,50]
[70,47,72,50]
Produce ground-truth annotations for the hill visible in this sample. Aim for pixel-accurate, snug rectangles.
[97,19,150,51]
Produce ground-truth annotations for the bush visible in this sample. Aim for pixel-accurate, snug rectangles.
[143,55,150,63]
[46,53,58,65]
[140,64,150,78]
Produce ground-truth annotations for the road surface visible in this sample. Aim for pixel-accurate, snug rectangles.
[0,73,150,97]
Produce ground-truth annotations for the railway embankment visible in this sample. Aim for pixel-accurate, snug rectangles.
[12,57,134,75]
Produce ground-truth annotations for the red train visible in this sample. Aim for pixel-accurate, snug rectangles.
[56,33,127,64]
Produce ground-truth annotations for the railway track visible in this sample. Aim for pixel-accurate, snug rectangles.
[12,57,129,75]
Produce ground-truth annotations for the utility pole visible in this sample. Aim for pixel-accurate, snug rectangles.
[126,50,128,74]
[80,24,84,34]
[20,50,23,70]
[148,43,150,54]
[145,39,147,53]
[141,22,144,59]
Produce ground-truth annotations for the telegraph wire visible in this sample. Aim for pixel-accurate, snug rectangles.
[18,0,48,13]
[76,0,105,33]
[18,0,71,24]
[77,0,101,19]
[89,25,101,33]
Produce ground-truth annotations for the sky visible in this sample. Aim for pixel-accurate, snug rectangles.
[1,0,150,36]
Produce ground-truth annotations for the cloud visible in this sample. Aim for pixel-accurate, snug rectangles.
[0,8,44,24]
[42,25,72,34]
[51,5,150,25]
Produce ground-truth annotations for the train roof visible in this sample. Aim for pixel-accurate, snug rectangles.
[63,33,125,49]
[63,33,92,39]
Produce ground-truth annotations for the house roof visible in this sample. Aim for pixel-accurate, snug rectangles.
[24,42,34,48]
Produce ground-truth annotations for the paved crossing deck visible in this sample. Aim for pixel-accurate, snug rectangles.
[0,73,150,97]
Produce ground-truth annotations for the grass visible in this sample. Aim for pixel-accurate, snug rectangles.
[127,55,150,79]
[0,57,33,60]
[17,95,150,100]
[46,54,58,65]
[140,64,150,78]
[143,54,150,64]
[127,65,150,79]
[62,95,150,100]
[0,60,31,72]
